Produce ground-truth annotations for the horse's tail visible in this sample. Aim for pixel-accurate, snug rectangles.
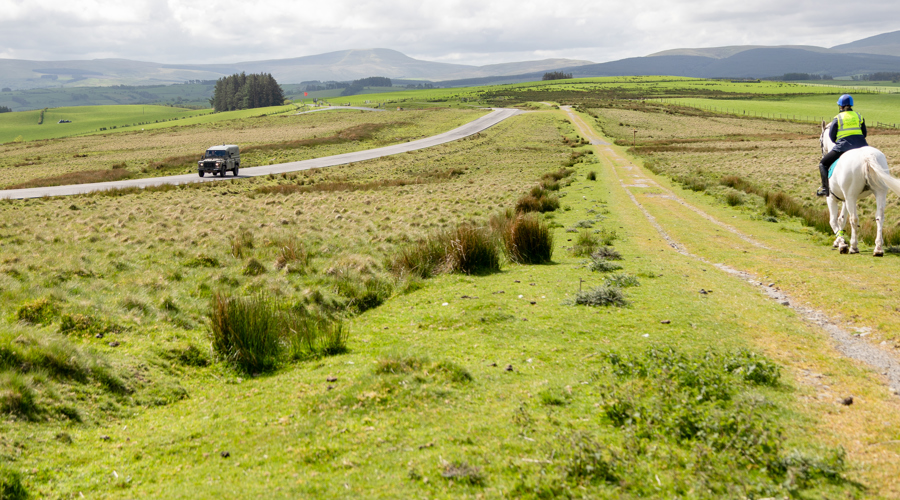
[864,152,900,198]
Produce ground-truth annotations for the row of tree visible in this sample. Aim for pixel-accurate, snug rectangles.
[0,106,11,113]
[542,71,573,81]
[209,73,285,112]
[779,73,834,81]
[857,72,900,82]
[340,77,393,96]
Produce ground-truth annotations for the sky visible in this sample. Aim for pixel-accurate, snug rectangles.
[0,0,898,65]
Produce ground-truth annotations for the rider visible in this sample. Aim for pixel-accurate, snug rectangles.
[817,94,868,197]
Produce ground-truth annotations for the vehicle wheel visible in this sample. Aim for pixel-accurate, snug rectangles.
[199,171,205,177]
[233,167,239,176]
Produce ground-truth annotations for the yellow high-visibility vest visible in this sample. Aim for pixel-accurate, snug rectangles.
[835,111,864,139]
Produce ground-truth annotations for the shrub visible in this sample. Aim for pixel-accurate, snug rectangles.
[446,223,500,275]
[501,213,553,264]
[586,171,597,181]
[16,297,56,325]
[208,294,281,373]
[592,246,621,260]
[571,230,599,256]
[588,257,622,273]
[604,273,640,288]
[574,286,628,307]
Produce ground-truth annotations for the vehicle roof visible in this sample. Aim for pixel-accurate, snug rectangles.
[207,145,239,151]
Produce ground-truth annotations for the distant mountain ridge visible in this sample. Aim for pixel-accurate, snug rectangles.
[0,49,593,91]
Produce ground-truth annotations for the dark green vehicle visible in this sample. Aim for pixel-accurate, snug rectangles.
[198,144,240,177]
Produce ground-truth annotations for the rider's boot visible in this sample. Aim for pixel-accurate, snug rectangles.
[816,162,830,197]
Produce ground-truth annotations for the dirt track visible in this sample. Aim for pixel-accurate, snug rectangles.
[562,105,900,395]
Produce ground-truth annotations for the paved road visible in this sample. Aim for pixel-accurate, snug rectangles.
[0,108,520,200]
[295,106,387,115]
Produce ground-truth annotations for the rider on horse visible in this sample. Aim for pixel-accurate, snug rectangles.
[817,94,868,197]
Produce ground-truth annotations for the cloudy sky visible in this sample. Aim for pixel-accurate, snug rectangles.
[1,0,898,65]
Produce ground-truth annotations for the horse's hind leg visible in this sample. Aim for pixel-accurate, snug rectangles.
[874,191,886,256]
[846,197,860,254]
[830,198,849,252]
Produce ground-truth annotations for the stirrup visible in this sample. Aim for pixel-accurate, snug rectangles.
[816,187,829,197]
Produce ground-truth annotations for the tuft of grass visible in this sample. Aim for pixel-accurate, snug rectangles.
[574,286,628,307]
[725,190,744,206]
[388,233,449,279]
[515,191,560,214]
[499,212,554,264]
[184,254,221,268]
[274,238,309,271]
[0,371,39,420]
[440,461,484,485]
[446,223,501,275]
[208,294,282,374]
[242,258,267,276]
[586,170,597,181]
[230,229,254,258]
[0,465,28,500]
[571,230,599,257]
[16,297,57,325]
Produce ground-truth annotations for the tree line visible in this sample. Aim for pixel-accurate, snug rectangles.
[0,106,11,113]
[209,73,285,112]
[779,73,833,81]
[340,77,392,96]
[543,71,573,81]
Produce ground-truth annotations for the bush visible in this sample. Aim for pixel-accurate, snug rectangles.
[586,171,597,181]
[574,286,628,307]
[588,257,622,273]
[501,213,553,264]
[208,294,281,373]
[603,273,640,288]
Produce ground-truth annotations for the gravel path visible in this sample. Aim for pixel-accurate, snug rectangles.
[0,108,520,200]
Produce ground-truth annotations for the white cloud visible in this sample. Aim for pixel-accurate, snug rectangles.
[0,0,897,65]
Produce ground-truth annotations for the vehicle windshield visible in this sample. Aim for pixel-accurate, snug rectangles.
[205,150,227,158]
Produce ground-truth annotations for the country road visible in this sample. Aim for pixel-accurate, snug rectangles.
[0,107,520,200]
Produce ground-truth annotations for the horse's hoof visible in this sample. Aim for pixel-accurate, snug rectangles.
[839,245,850,254]
[849,248,859,254]
[874,251,884,257]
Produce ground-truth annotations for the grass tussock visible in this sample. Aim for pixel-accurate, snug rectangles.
[208,293,347,373]
[446,223,501,275]
[570,230,599,257]
[495,212,554,264]
[5,168,133,190]
[0,465,28,500]
[573,286,628,307]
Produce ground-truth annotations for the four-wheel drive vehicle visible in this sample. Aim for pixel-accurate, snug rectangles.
[198,145,240,177]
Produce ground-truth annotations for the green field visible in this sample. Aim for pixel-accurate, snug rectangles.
[3,79,900,498]
[0,104,306,144]
[0,83,217,112]
[669,93,900,127]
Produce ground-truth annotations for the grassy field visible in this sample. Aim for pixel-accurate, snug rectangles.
[2,81,900,498]
[0,107,486,188]
[669,93,900,127]
[0,83,217,113]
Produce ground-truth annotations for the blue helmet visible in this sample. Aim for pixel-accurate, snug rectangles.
[837,94,854,107]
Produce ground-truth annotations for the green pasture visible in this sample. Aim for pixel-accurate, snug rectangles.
[0,104,301,144]
[0,83,216,112]
[670,93,900,127]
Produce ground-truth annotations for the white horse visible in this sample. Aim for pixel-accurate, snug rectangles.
[821,122,900,256]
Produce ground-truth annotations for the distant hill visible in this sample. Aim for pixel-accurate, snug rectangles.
[0,49,594,91]
[831,30,900,56]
